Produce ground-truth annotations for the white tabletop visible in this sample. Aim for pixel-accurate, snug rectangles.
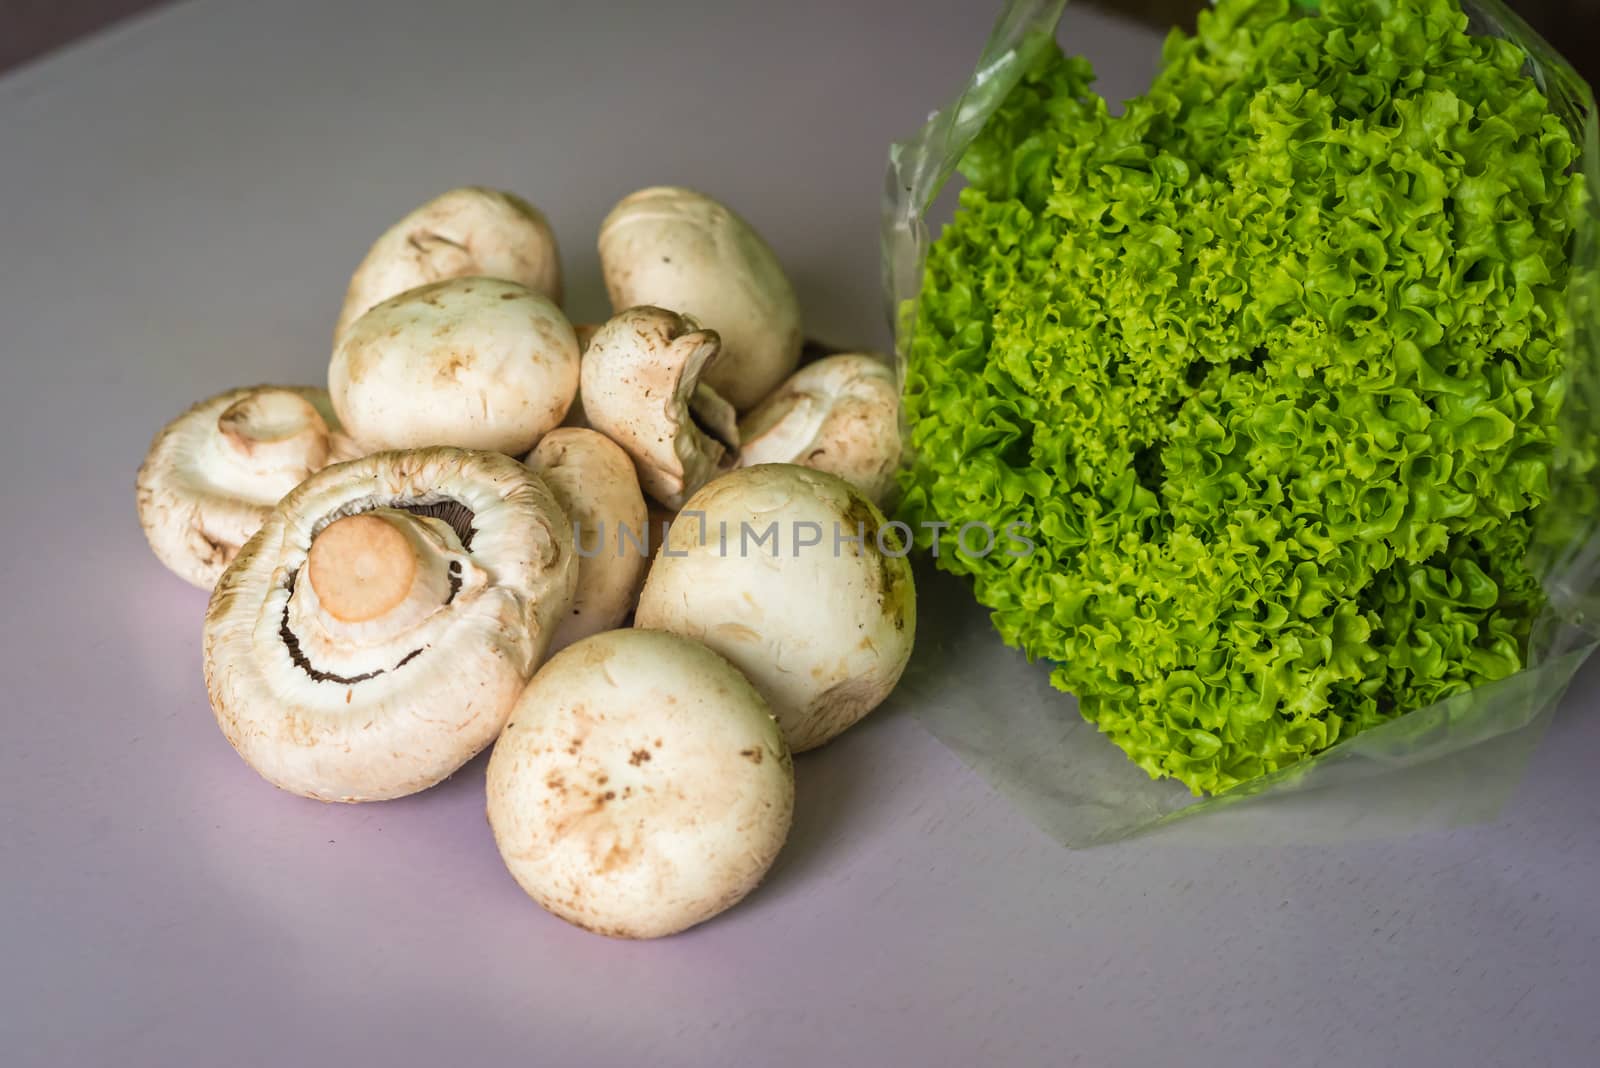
[3,1,1598,1065]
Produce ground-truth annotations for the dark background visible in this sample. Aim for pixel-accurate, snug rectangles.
[3,0,1598,81]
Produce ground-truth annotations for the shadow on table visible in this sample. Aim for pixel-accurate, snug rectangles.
[742,708,903,905]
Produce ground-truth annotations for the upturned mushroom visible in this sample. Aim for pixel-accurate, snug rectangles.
[334,186,563,340]
[525,428,650,652]
[329,276,579,456]
[737,353,902,506]
[204,447,577,802]
[137,385,342,588]
[635,464,916,753]
[598,186,801,410]
[486,628,793,939]
[579,306,739,509]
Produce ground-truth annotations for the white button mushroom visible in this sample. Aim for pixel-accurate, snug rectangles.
[599,186,801,411]
[204,447,578,802]
[486,628,794,939]
[334,186,563,340]
[737,353,902,506]
[525,428,650,653]
[635,464,916,753]
[579,306,740,509]
[329,276,580,456]
[137,385,341,588]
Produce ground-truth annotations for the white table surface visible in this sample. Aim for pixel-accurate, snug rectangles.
[3,1,1598,1065]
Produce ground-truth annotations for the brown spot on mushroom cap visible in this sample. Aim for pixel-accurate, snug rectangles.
[596,838,635,874]
[826,486,913,628]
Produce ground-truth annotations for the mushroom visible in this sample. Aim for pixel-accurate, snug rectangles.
[634,464,916,753]
[204,447,577,802]
[329,276,580,456]
[137,385,341,588]
[525,428,650,652]
[334,186,563,340]
[579,306,740,509]
[598,186,801,410]
[486,628,793,939]
[737,353,902,506]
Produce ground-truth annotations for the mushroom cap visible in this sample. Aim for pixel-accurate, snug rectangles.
[329,276,580,456]
[634,464,916,752]
[486,628,793,939]
[525,428,650,653]
[203,447,578,802]
[737,353,902,506]
[334,186,563,340]
[598,186,800,411]
[137,385,341,588]
[579,306,738,509]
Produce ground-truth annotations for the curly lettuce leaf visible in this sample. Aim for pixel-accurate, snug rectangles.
[899,0,1583,795]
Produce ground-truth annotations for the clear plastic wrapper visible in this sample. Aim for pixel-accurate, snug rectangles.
[883,0,1600,846]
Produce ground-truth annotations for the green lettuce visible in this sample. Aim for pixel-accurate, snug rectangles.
[899,0,1584,794]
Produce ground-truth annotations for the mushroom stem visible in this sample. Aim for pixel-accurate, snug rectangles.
[688,383,739,453]
[215,389,330,492]
[305,509,460,630]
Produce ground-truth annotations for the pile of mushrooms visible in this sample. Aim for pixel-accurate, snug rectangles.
[136,183,913,939]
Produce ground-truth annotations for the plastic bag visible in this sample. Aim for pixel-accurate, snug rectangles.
[882,0,1600,846]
